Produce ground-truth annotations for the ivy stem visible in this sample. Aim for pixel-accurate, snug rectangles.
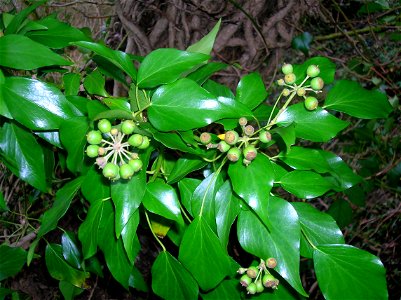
[266,90,297,130]
[144,210,166,252]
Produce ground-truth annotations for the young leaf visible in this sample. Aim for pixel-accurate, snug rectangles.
[187,19,221,55]
[313,245,387,300]
[137,49,209,88]
[0,244,27,281]
[5,0,46,34]
[236,72,267,110]
[63,73,81,96]
[83,69,109,97]
[178,216,232,291]
[152,251,199,300]
[324,80,392,119]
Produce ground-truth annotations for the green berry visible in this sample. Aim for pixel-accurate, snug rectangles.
[227,147,241,162]
[238,117,248,126]
[224,130,239,145]
[244,125,255,136]
[128,159,143,172]
[277,78,285,86]
[137,136,150,149]
[310,77,324,90]
[307,64,320,77]
[284,73,296,84]
[266,257,277,269]
[86,145,99,157]
[240,274,252,287]
[110,128,119,136]
[297,87,306,97]
[246,283,257,295]
[87,130,102,145]
[200,132,212,145]
[262,274,276,288]
[121,120,136,135]
[282,88,290,96]
[217,141,230,153]
[243,145,257,161]
[128,134,143,147]
[304,96,318,110]
[98,119,112,133]
[246,266,258,279]
[102,163,119,179]
[120,163,135,179]
[255,280,264,293]
[281,63,293,75]
[259,130,272,143]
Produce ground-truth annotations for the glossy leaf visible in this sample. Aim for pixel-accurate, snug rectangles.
[129,83,150,112]
[80,166,110,204]
[148,78,252,131]
[2,77,81,130]
[73,41,137,80]
[313,245,387,300]
[187,19,221,55]
[277,103,349,142]
[201,279,241,300]
[150,129,204,155]
[327,199,353,228]
[203,79,235,99]
[273,124,296,152]
[5,1,45,34]
[280,170,333,199]
[178,216,232,291]
[187,62,228,85]
[59,281,84,300]
[0,122,47,192]
[121,210,141,264]
[293,56,336,84]
[103,97,131,112]
[237,197,307,296]
[236,72,267,110]
[83,69,109,97]
[324,80,392,119]
[0,244,26,281]
[178,178,201,216]
[228,155,274,229]
[45,244,89,288]
[37,177,84,238]
[61,232,82,269]
[291,202,344,258]
[152,251,199,300]
[168,155,208,184]
[63,73,81,96]
[93,55,129,86]
[137,48,209,88]
[0,35,71,69]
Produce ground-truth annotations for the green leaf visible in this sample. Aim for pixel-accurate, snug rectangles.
[0,244,26,281]
[313,245,387,300]
[137,49,209,88]
[327,199,353,228]
[150,129,204,155]
[324,80,392,119]
[237,197,307,296]
[178,178,201,216]
[0,35,71,69]
[73,41,137,80]
[61,232,82,269]
[152,251,199,300]
[93,55,129,86]
[83,69,109,97]
[0,191,8,212]
[228,154,274,229]
[63,73,81,96]
[187,19,221,55]
[201,279,241,300]
[280,170,333,199]
[59,281,84,300]
[121,210,141,264]
[5,0,45,34]
[45,244,89,288]
[203,79,235,99]
[291,202,344,258]
[103,97,131,112]
[129,83,150,112]
[178,216,232,291]
[293,56,336,84]
[187,62,228,85]
[215,181,240,249]
[59,117,89,174]
[167,155,208,184]
[149,78,252,131]
[272,124,296,152]
[236,73,267,110]
[143,181,183,224]
[80,166,110,204]
[37,177,84,238]
[0,122,47,192]
[277,103,349,142]
[291,32,313,55]
[2,77,81,130]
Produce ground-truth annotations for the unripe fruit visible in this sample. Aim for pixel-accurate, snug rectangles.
[137,136,150,149]
[296,87,306,97]
[110,128,119,136]
[304,96,319,110]
[310,77,324,90]
[129,159,143,172]
[281,63,293,75]
[282,88,290,97]
[307,64,320,77]
[96,157,107,168]
[246,283,257,295]
[87,130,102,145]
[243,158,252,166]
[240,274,252,287]
[98,147,106,156]
[244,125,255,136]
[121,120,136,135]
[128,134,143,147]
[86,145,99,157]
[259,130,272,143]
[277,78,285,86]
[98,119,112,133]
[255,280,264,293]
[238,117,248,126]
[227,147,241,162]
[217,141,230,153]
[262,274,276,288]
[243,145,257,161]
[200,132,212,145]
[246,266,258,279]
[224,130,239,145]
[284,73,296,84]
[102,163,119,179]
[119,163,135,179]
[266,257,277,269]
[237,267,247,275]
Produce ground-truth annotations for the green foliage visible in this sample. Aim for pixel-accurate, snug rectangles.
[0,4,392,300]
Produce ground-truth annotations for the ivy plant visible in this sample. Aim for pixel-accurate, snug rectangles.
[0,4,392,300]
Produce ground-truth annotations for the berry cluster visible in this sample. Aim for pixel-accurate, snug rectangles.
[238,258,279,294]
[86,119,150,180]
[199,117,272,166]
[278,63,324,110]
